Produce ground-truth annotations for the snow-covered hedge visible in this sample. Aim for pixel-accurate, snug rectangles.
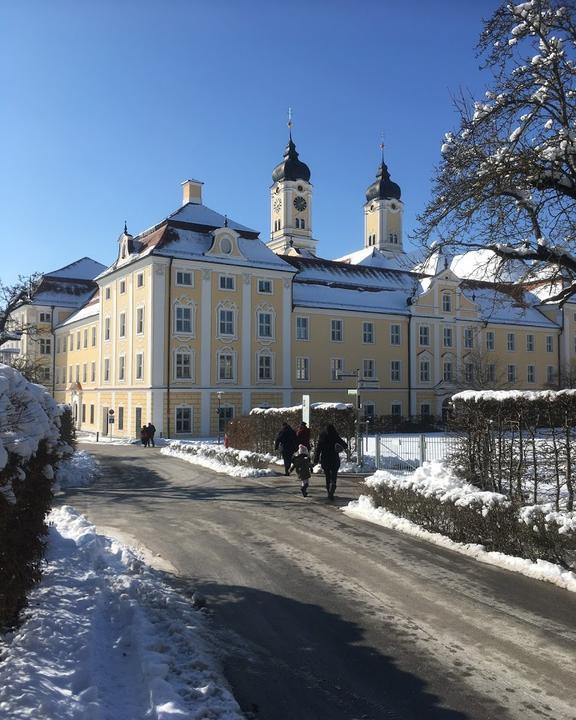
[450,389,576,511]
[365,462,576,570]
[227,403,355,454]
[0,365,72,629]
[162,441,275,477]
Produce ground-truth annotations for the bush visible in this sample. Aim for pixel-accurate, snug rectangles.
[0,366,69,629]
[166,441,274,469]
[226,404,355,454]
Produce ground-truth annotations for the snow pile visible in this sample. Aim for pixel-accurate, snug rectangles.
[54,450,99,491]
[453,388,576,403]
[365,461,509,514]
[0,364,62,475]
[0,506,243,720]
[162,441,275,478]
[519,504,576,535]
[250,402,352,415]
[77,431,169,447]
[344,496,576,592]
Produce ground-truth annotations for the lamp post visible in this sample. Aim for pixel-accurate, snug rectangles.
[338,369,379,468]
[216,392,223,444]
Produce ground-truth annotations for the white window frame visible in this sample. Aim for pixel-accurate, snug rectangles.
[174,303,195,336]
[91,361,96,382]
[135,352,144,380]
[442,293,452,312]
[419,325,430,346]
[119,280,126,294]
[390,324,401,346]
[118,354,126,382]
[174,349,194,381]
[486,331,495,351]
[362,321,374,344]
[331,357,344,381]
[216,302,237,340]
[296,356,310,382]
[527,365,535,383]
[507,333,516,352]
[119,312,126,338]
[256,351,275,382]
[176,270,194,287]
[296,316,309,341]
[546,335,554,353]
[443,360,453,382]
[137,272,144,288]
[136,306,145,335]
[104,317,111,342]
[175,406,193,434]
[526,334,535,352]
[257,309,275,340]
[257,278,272,294]
[464,328,474,349]
[419,359,430,383]
[390,360,401,382]
[91,326,96,346]
[547,365,555,384]
[219,274,235,291]
[391,402,402,418]
[443,327,453,348]
[217,350,236,382]
[104,358,110,383]
[331,319,343,342]
[363,358,375,379]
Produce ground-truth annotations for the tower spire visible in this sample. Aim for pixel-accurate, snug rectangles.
[380,132,385,164]
[288,107,293,140]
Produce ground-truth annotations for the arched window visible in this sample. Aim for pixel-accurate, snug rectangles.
[301,219,305,229]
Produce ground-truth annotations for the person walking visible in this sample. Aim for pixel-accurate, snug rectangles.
[147,422,156,448]
[296,421,311,450]
[289,444,313,497]
[274,422,298,475]
[140,426,150,447]
[313,423,347,500]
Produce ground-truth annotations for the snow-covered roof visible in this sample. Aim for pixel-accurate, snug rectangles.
[167,203,256,234]
[45,257,106,281]
[154,228,294,272]
[449,249,527,283]
[335,246,424,272]
[57,298,100,328]
[284,256,417,315]
[460,285,559,328]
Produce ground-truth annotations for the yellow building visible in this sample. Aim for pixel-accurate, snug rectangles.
[9,132,574,438]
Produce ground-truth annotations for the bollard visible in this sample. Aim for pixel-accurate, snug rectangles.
[96,431,99,443]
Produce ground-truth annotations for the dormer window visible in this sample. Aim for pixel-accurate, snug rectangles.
[220,237,232,254]
[442,293,452,312]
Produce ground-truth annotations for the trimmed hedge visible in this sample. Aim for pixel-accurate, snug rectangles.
[365,480,576,570]
[225,405,355,454]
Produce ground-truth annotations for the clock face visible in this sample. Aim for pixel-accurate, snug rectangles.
[273,198,282,213]
[293,196,307,212]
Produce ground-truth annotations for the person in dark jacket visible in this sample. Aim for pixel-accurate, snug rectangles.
[274,422,298,475]
[295,421,311,450]
[140,426,150,447]
[147,422,156,448]
[313,423,347,500]
[289,444,313,497]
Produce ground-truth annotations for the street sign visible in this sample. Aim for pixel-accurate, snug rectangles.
[108,409,115,416]
[108,417,115,424]
[347,389,357,396]
[302,394,310,425]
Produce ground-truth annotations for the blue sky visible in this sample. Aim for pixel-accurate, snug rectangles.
[0,0,500,285]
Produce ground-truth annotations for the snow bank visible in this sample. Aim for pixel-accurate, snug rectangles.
[453,388,576,403]
[54,450,99,491]
[344,496,576,593]
[0,506,244,719]
[162,441,275,477]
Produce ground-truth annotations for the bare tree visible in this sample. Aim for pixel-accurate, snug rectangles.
[0,274,41,347]
[417,0,576,303]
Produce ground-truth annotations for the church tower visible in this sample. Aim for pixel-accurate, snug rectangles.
[364,147,404,254]
[268,116,317,256]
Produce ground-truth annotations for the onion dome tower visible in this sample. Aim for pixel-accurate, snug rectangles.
[268,110,317,256]
[364,143,404,254]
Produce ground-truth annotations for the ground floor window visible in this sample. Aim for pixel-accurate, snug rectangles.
[420,403,431,418]
[118,406,124,431]
[391,403,402,418]
[90,404,94,424]
[176,407,192,434]
[81,404,86,423]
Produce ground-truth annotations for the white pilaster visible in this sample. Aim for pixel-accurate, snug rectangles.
[282,276,292,388]
[200,270,212,387]
[151,262,168,387]
[242,273,251,387]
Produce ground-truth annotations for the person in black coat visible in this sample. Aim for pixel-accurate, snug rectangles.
[274,422,298,475]
[313,423,347,500]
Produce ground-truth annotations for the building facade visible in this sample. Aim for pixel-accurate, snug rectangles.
[8,134,575,438]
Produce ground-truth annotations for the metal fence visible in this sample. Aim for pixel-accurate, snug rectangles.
[372,433,462,472]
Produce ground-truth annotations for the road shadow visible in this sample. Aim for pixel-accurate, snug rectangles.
[167,577,475,720]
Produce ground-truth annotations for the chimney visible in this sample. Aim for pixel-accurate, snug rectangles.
[181,179,204,205]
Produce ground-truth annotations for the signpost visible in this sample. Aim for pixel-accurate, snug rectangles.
[108,408,115,441]
[339,371,379,467]
[302,394,310,426]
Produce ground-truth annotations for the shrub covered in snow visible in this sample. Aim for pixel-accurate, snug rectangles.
[450,389,576,511]
[0,365,70,629]
[226,403,355,454]
[163,441,276,477]
[365,462,576,570]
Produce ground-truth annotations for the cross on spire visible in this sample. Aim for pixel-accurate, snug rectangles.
[288,107,293,139]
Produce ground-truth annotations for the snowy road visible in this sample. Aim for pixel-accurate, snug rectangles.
[67,444,576,720]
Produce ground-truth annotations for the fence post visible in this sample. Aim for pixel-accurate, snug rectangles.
[375,434,381,469]
[420,434,426,466]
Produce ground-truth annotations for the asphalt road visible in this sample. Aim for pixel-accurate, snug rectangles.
[65,444,576,720]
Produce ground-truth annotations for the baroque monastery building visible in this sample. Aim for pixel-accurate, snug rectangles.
[8,132,576,438]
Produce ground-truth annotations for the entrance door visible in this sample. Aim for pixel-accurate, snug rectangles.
[135,407,142,436]
[102,406,109,436]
